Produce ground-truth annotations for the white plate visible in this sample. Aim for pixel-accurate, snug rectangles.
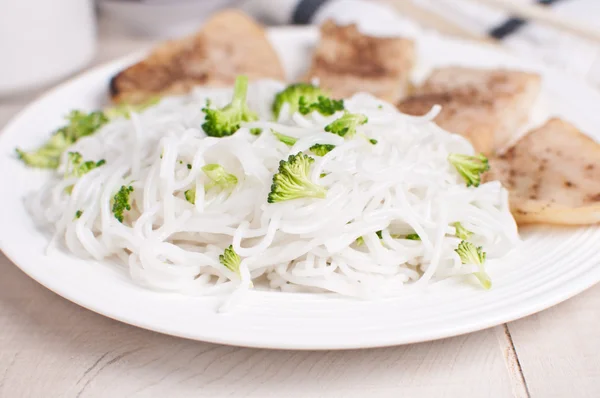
[1,27,600,350]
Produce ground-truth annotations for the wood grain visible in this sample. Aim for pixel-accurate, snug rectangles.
[506,286,600,398]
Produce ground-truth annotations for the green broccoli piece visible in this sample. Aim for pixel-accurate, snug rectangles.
[267,153,327,203]
[75,210,83,219]
[448,153,490,187]
[62,110,109,141]
[104,96,160,120]
[250,128,262,136]
[64,152,106,194]
[309,144,335,157]
[455,240,491,289]
[272,130,297,146]
[271,130,335,157]
[369,138,378,145]
[219,245,241,275]
[298,95,344,116]
[112,185,134,223]
[187,163,192,170]
[375,230,419,240]
[324,111,368,138]
[202,164,238,191]
[453,222,473,240]
[201,76,257,137]
[16,110,108,169]
[355,236,365,246]
[184,189,196,205]
[272,83,328,118]
[185,164,237,204]
[16,133,69,169]
[65,152,105,178]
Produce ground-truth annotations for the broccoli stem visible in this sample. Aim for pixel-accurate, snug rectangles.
[231,75,249,109]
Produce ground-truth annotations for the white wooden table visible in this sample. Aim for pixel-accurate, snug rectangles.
[1,12,600,398]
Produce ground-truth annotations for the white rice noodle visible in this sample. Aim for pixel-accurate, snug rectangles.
[28,79,519,300]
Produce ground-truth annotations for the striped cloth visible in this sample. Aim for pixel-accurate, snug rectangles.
[246,0,600,86]
[411,0,600,85]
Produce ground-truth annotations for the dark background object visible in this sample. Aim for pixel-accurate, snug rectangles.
[489,0,567,39]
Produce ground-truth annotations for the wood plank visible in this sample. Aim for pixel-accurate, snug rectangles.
[0,253,515,397]
[507,285,600,398]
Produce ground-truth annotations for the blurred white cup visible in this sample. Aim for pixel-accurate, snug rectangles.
[0,0,97,96]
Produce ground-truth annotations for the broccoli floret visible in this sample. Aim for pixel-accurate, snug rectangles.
[453,222,473,240]
[374,230,420,240]
[272,83,328,118]
[64,152,106,194]
[201,76,257,137]
[112,185,134,223]
[309,144,335,157]
[250,128,262,136]
[355,236,365,246]
[455,240,491,289]
[271,130,335,157]
[75,210,83,219]
[267,153,327,203]
[65,152,105,178]
[16,110,108,169]
[63,110,109,141]
[369,138,378,145]
[15,133,68,168]
[219,245,241,275]
[298,95,344,116]
[448,153,490,187]
[272,130,297,146]
[324,111,368,138]
[202,164,238,191]
[104,96,160,120]
[184,189,196,205]
[185,164,237,204]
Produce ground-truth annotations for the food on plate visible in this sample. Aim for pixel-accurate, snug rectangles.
[272,83,344,119]
[305,20,415,103]
[22,77,519,299]
[398,67,541,155]
[109,10,285,104]
[15,99,160,169]
[486,118,600,225]
[16,111,109,169]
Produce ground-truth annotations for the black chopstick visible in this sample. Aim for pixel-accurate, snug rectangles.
[488,0,567,39]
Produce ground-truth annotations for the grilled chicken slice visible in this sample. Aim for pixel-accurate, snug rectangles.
[486,118,600,225]
[110,10,285,104]
[305,20,415,102]
[398,67,541,155]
